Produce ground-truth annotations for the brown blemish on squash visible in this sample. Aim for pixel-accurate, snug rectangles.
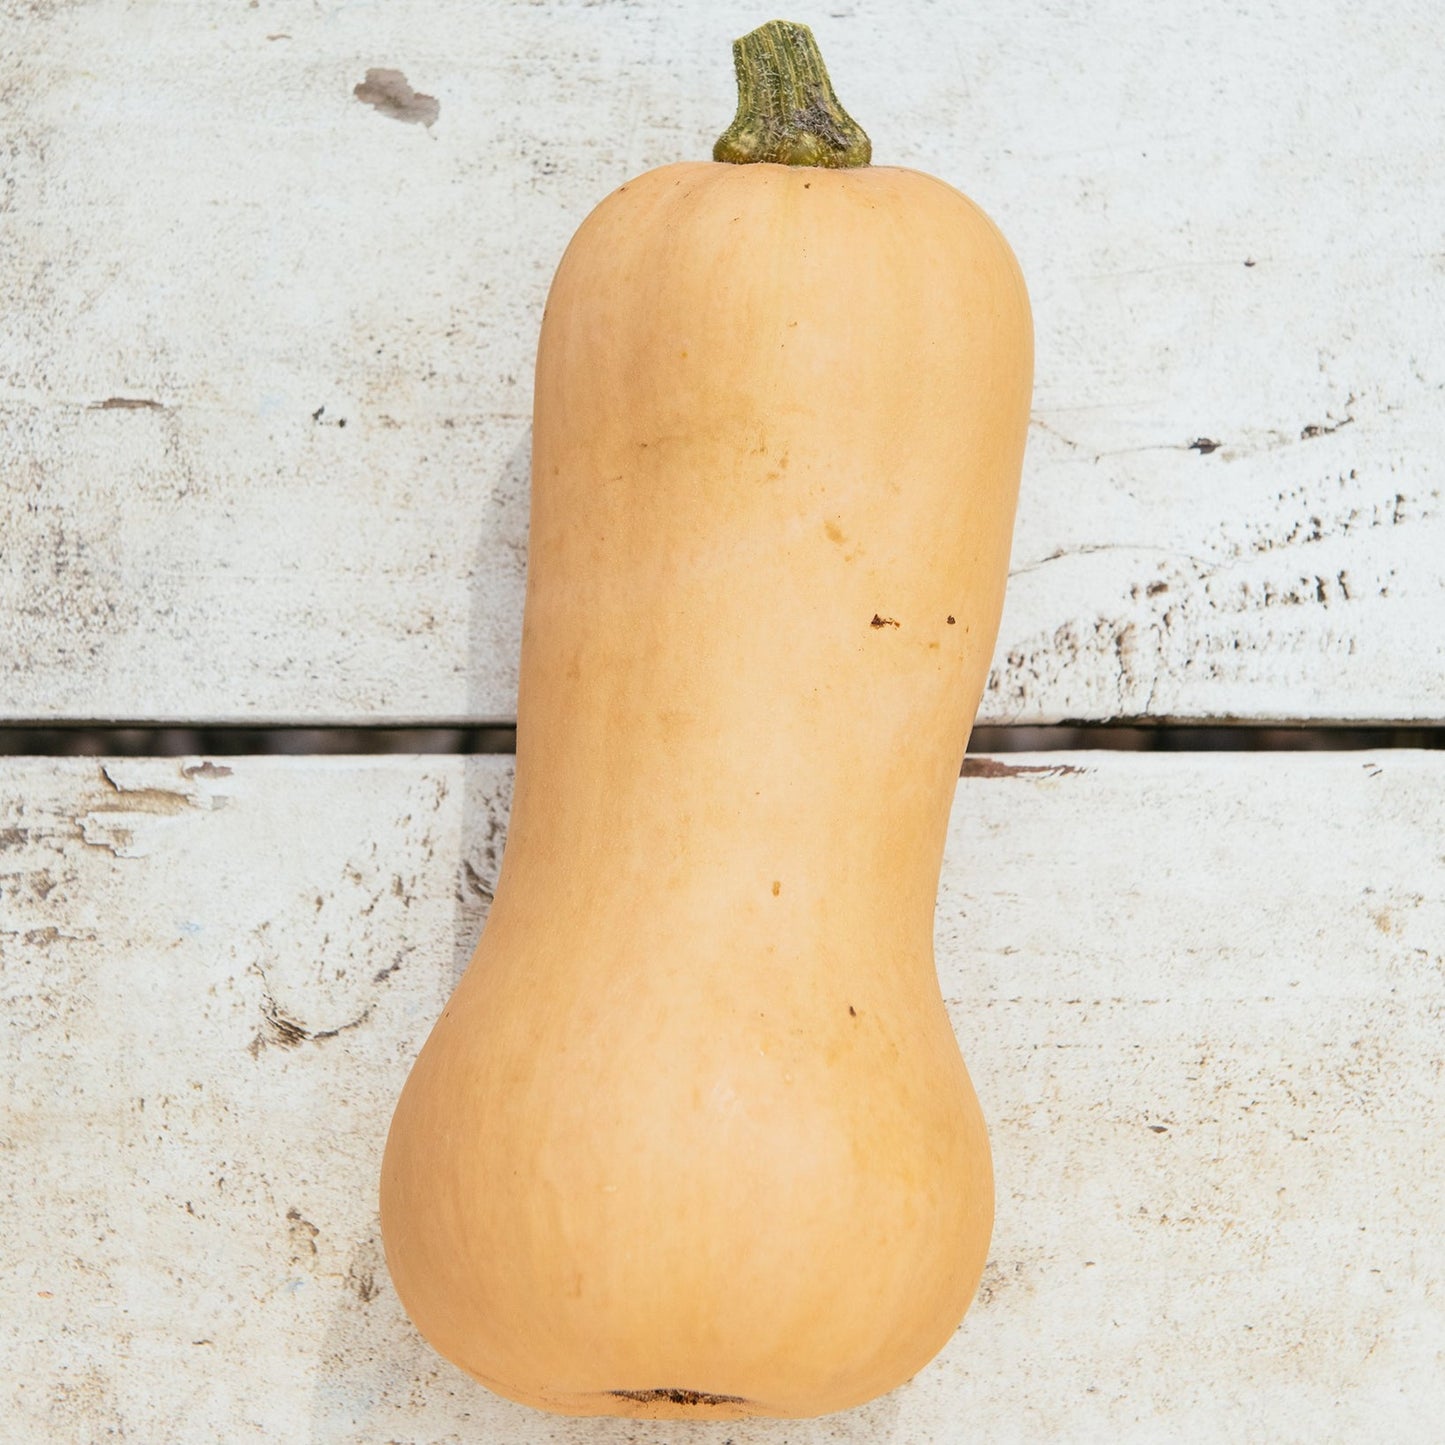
[824,521,843,543]
[947,615,956,624]
[849,1005,857,1017]
[609,1388,750,1407]
[772,880,781,896]
[870,614,900,629]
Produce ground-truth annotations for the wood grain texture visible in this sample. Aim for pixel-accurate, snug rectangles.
[2,1,1442,724]
[2,753,1441,1440]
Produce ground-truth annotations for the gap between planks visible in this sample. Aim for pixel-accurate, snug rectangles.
[2,723,1445,758]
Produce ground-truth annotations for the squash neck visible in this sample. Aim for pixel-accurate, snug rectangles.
[713,20,871,169]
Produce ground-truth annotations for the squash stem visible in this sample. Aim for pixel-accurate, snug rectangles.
[714,20,871,168]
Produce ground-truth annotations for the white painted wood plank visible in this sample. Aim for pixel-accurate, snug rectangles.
[2,1,1442,725]
[2,753,1441,1440]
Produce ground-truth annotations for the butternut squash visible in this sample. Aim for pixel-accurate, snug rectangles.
[380,20,1032,1420]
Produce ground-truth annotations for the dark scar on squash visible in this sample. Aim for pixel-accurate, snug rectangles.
[947,615,956,624]
[870,614,900,629]
[608,1388,750,1406]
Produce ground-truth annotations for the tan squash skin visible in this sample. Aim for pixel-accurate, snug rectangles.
[380,157,1032,1419]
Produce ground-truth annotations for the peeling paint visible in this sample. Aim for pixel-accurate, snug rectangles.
[90,397,166,411]
[352,68,439,128]
[961,758,1088,780]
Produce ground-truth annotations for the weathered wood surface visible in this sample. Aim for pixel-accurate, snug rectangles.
[2,753,1441,1440]
[3,1,1442,725]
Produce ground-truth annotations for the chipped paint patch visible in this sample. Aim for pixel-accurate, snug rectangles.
[352,68,439,127]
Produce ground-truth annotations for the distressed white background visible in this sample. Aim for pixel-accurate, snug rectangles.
[2,1,1444,1441]
[2,755,1442,1441]
[2,0,1442,723]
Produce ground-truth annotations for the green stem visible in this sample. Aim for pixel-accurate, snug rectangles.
[713,20,871,168]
